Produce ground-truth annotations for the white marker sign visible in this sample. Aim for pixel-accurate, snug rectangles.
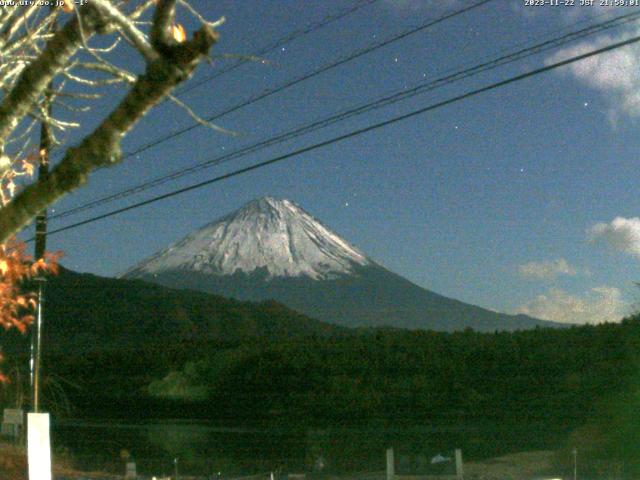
[28,413,51,480]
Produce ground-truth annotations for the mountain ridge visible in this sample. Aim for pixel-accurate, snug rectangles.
[124,197,566,332]
[123,197,370,281]
[0,266,346,357]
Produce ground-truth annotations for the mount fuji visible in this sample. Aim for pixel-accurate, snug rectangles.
[123,197,561,331]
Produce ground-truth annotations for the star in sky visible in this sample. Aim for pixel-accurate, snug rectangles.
[48,0,638,324]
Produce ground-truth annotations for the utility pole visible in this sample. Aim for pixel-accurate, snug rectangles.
[33,2,55,412]
[572,447,578,480]
[26,74,54,480]
[30,2,55,414]
[31,91,52,413]
[27,12,55,479]
[32,142,48,412]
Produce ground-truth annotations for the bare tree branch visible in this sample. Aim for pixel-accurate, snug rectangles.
[0,4,40,48]
[151,0,177,48]
[1,9,57,56]
[72,61,136,83]
[0,23,219,242]
[167,93,237,136]
[0,8,103,148]
[130,0,157,21]
[91,0,158,62]
[178,0,225,29]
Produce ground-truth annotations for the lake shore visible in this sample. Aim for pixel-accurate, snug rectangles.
[1,442,557,480]
[464,450,556,480]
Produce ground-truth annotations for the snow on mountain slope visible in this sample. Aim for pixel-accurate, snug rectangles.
[124,197,369,280]
[123,197,565,331]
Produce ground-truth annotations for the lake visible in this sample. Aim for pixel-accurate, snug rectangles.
[51,419,565,477]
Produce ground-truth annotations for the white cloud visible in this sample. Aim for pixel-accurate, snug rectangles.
[588,216,640,258]
[518,258,577,281]
[545,27,640,120]
[515,287,625,324]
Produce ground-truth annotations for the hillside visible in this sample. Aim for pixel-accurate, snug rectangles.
[14,267,344,355]
[124,197,563,332]
[0,267,345,416]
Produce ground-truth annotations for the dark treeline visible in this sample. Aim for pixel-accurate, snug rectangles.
[4,305,640,477]
[139,317,640,477]
[145,318,639,425]
[31,316,640,430]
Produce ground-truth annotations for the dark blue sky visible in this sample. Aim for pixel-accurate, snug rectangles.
[31,0,640,324]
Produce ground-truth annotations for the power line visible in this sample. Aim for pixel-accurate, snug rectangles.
[50,9,640,221]
[36,30,640,239]
[48,0,382,162]
[83,0,495,164]
[50,0,496,219]
[173,0,383,97]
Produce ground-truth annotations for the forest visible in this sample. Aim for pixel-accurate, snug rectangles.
[3,270,639,476]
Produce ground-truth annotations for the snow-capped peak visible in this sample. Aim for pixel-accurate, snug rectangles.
[124,197,370,280]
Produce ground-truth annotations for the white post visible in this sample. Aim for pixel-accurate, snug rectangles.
[455,449,463,480]
[27,413,51,480]
[386,447,395,480]
[125,461,137,479]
